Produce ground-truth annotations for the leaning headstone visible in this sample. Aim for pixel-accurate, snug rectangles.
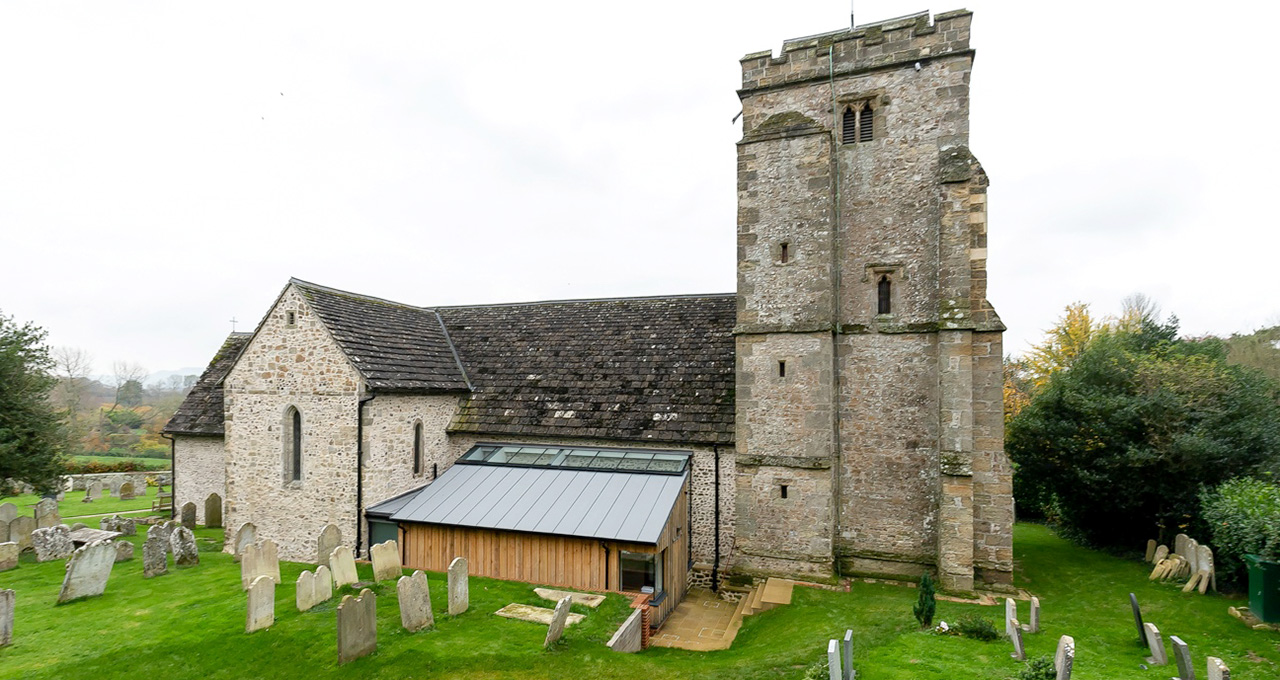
[0,589,13,647]
[1022,596,1040,634]
[370,539,402,582]
[330,545,358,588]
[1207,656,1230,680]
[241,540,281,589]
[31,525,74,562]
[1144,622,1168,665]
[118,482,136,501]
[204,493,223,528]
[1005,598,1017,639]
[180,503,197,530]
[1170,635,1194,680]
[143,525,169,578]
[827,639,842,680]
[842,629,853,680]
[1054,635,1074,680]
[1153,544,1169,564]
[544,595,573,648]
[1145,539,1157,562]
[1186,539,1200,574]
[10,516,35,552]
[0,542,17,571]
[57,539,116,603]
[1008,618,1026,661]
[246,574,275,633]
[113,541,134,563]
[397,570,434,632]
[1174,534,1189,559]
[337,588,377,664]
[447,557,469,616]
[316,524,341,566]
[1198,544,1216,593]
[171,526,199,567]
[0,503,16,524]
[1129,593,1145,645]
[233,522,257,561]
[34,499,60,529]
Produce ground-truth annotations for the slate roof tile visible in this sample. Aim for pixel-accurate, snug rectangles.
[163,333,251,436]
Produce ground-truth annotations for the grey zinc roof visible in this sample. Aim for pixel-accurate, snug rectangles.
[387,464,687,544]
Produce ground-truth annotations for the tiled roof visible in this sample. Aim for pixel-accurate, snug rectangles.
[440,295,736,445]
[292,279,470,392]
[163,333,251,436]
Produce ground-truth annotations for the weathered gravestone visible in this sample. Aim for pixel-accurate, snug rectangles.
[1174,534,1189,559]
[370,539,402,582]
[1200,544,1216,593]
[1054,635,1074,680]
[842,629,853,680]
[1144,622,1168,665]
[171,526,199,567]
[246,574,275,633]
[34,499,60,529]
[1171,635,1195,680]
[180,503,197,530]
[1005,598,1017,639]
[101,515,136,536]
[316,524,341,566]
[1207,656,1230,680]
[330,545,358,588]
[1187,539,1200,573]
[1129,593,1146,645]
[233,522,257,561]
[1022,596,1040,634]
[88,481,104,500]
[827,639,842,680]
[241,540,281,589]
[57,539,116,603]
[296,566,334,612]
[32,525,74,562]
[337,588,377,664]
[0,520,7,545]
[397,570,434,632]
[153,521,177,555]
[544,595,573,648]
[448,557,469,616]
[1008,618,1025,661]
[204,493,223,529]
[10,516,35,552]
[0,588,13,647]
[0,503,16,524]
[1145,539,1157,562]
[0,542,17,571]
[114,541,134,562]
[118,482,136,501]
[69,522,87,531]
[1153,545,1169,565]
[143,525,169,578]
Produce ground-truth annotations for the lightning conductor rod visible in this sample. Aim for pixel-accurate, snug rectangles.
[850,0,855,27]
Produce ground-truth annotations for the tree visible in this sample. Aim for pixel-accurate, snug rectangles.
[913,573,936,627]
[1007,316,1280,548]
[106,360,147,412]
[0,311,66,493]
[1023,302,1100,389]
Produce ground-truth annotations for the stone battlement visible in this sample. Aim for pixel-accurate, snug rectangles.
[740,9,972,93]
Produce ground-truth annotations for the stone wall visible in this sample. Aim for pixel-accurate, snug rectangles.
[62,471,171,492]
[174,436,224,524]
[223,285,364,562]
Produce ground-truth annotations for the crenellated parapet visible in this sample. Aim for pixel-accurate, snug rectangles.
[740,10,972,93]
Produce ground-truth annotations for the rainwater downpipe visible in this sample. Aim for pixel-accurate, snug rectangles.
[162,433,176,519]
[827,45,846,577]
[712,445,721,592]
[355,393,376,557]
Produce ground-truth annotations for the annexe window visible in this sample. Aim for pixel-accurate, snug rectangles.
[413,422,423,475]
[620,550,664,596]
[877,275,892,315]
[283,406,303,483]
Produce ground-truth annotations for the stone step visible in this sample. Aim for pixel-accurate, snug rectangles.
[724,592,751,642]
[760,577,794,610]
[749,582,767,612]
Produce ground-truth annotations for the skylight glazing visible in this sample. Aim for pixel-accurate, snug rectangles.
[458,444,690,475]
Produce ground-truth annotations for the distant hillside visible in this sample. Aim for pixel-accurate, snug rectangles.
[1224,325,1280,383]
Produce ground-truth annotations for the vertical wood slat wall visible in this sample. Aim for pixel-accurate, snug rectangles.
[400,477,690,624]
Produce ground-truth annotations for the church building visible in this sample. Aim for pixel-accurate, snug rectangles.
[165,9,1010,608]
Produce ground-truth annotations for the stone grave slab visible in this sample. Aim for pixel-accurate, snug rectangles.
[0,542,17,571]
[171,526,199,567]
[32,525,74,562]
[246,575,275,633]
[1153,544,1169,564]
[10,516,34,552]
[337,589,377,664]
[330,545,358,588]
[143,525,169,578]
[1207,656,1230,680]
[534,587,605,608]
[370,539,402,582]
[180,503,197,529]
[544,595,574,648]
[34,499,60,529]
[57,539,116,603]
[1129,593,1145,644]
[827,639,841,680]
[241,540,280,589]
[118,482,136,501]
[1054,634,1074,680]
[1145,539,1156,562]
[69,527,121,546]
[316,524,341,566]
[842,629,853,680]
[0,519,8,544]
[204,493,223,528]
[296,568,332,612]
[1186,539,1200,574]
[1022,596,1040,634]
[1199,544,1216,593]
[1004,597,1017,639]
[0,503,16,524]
[397,570,434,632]
[1009,618,1025,661]
[1144,622,1167,665]
[101,516,136,536]
[69,522,87,531]
[1174,534,1189,558]
[233,522,257,561]
[1171,635,1194,680]
[495,603,586,627]
[153,521,177,555]
[0,588,13,647]
[448,557,469,615]
[114,541,134,562]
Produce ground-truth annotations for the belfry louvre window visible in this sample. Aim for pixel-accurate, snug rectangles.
[842,105,874,144]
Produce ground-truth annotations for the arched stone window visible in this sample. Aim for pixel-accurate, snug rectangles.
[413,421,423,475]
[877,275,892,315]
[283,406,302,484]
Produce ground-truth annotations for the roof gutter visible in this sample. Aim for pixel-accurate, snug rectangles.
[161,433,176,520]
[356,393,376,557]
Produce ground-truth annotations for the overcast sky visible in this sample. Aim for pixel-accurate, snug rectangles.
[2,1,1276,378]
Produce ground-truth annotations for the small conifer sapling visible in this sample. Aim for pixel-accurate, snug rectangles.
[914,573,937,627]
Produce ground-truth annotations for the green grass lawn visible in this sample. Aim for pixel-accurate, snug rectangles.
[70,455,170,470]
[0,524,1276,679]
[2,485,166,520]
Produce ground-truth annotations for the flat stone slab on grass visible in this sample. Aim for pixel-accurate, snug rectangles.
[69,528,121,546]
[494,603,585,627]
[534,588,605,608]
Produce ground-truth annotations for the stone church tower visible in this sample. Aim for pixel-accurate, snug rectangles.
[732,10,1011,589]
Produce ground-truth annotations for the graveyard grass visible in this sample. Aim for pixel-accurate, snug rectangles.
[2,524,1278,679]
[1,485,164,520]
